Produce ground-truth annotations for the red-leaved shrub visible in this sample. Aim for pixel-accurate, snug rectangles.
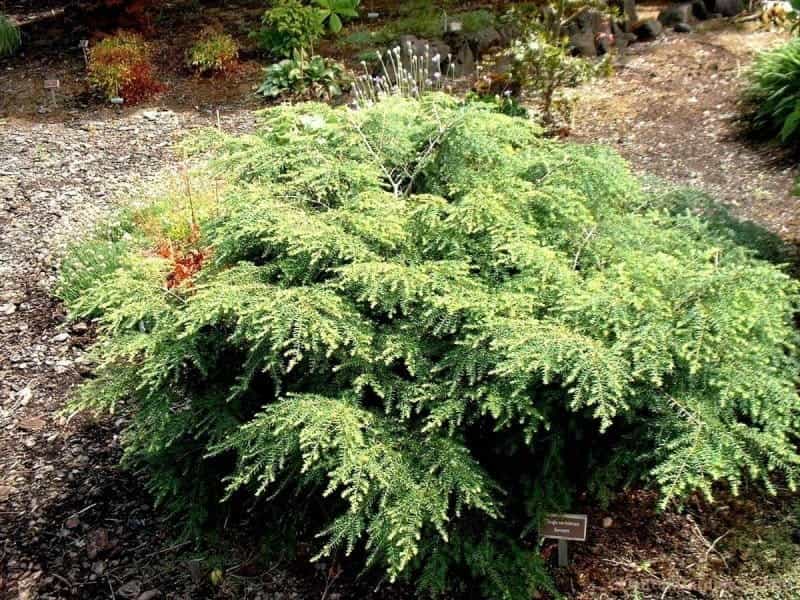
[88,31,164,103]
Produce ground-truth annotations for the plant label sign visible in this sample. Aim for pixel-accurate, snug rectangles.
[541,513,587,541]
[79,40,90,65]
[44,79,60,106]
[541,513,587,567]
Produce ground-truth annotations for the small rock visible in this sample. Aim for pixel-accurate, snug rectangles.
[0,485,17,501]
[452,41,476,76]
[52,332,69,343]
[13,386,33,408]
[118,581,142,599]
[602,516,614,528]
[91,561,106,576]
[692,0,710,19]
[633,18,663,40]
[658,2,693,27]
[141,110,173,121]
[674,22,693,32]
[65,516,80,529]
[0,302,16,315]
[18,416,46,432]
[596,33,614,55]
[465,27,502,55]
[137,590,161,600]
[570,30,598,57]
[86,528,111,559]
[711,0,744,17]
[71,322,89,333]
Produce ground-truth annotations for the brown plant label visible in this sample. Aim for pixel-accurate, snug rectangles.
[541,513,588,541]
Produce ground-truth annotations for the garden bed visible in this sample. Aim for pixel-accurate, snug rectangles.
[1,2,799,599]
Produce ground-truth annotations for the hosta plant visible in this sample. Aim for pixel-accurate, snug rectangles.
[258,52,344,99]
[60,96,800,598]
[88,31,164,103]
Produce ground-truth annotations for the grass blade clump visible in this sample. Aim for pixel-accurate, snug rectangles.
[60,95,800,598]
[742,37,800,146]
[0,14,21,57]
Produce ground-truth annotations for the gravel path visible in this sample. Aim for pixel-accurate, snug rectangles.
[572,28,799,241]
[0,109,257,599]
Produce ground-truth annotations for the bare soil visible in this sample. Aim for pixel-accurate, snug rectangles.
[572,23,800,241]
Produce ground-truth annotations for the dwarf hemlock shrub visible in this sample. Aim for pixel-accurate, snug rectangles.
[88,32,164,103]
[60,96,800,598]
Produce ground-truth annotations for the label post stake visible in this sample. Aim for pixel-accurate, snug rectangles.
[541,513,587,568]
[557,539,568,567]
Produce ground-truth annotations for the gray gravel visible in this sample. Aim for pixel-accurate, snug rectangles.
[0,107,255,599]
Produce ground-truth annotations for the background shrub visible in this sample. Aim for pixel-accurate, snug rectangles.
[61,96,800,599]
[742,37,800,146]
[314,0,360,33]
[0,14,21,58]
[504,5,610,126]
[186,29,239,74]
[88,32,164,103]
[253,0,324,58]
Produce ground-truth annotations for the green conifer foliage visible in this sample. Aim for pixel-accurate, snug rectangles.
[59,96,800,598]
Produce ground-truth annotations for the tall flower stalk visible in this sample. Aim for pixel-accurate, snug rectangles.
[352,42,455,107]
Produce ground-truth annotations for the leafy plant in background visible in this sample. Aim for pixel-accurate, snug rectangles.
[742,36,800,147]
[252,0,324,58]
[258,51,344,99]
[186,29,239,75]
[505,0,608,126]
[0,13,21,58]
[88,32,164,103]
[60,95,800,599]
[314,0,360,33]
[508,30,598,125]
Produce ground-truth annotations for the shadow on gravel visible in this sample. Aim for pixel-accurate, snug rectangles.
[1,416,415,599]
